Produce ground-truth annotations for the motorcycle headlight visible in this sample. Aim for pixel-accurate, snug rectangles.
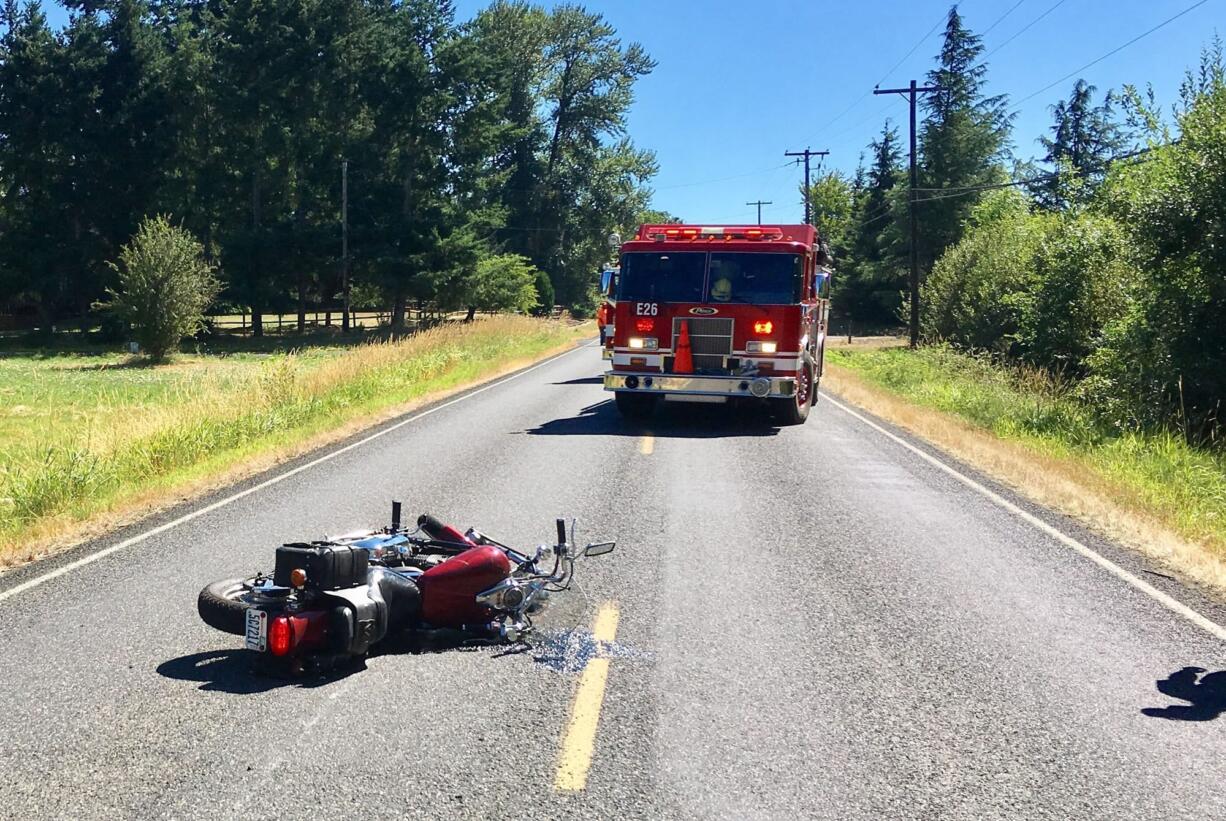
[502,585,526,609]
[475,579,527,611]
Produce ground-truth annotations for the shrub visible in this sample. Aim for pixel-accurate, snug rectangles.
[467,253,539,318]
[1020,212,1131,375]
[922,190,1050,354]
[1088,76,1226,434]
[532,269,555,317]
[96,216,219,361]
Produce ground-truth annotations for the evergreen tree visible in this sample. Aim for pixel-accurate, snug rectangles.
[915,6,1011,273]
[836,122,905,328]
[0,0,68,324]
[1033,79,1125,210]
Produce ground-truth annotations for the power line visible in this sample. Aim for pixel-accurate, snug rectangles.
[1012,0,1211,108]
[981,0,1027,36]
[806,8,950,144]
[982,0,1069,60]
[654,161,793,191]
[910,143,1166,202]
[872,12,949,90]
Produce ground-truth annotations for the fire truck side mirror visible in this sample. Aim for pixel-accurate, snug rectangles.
[599,269,614,296]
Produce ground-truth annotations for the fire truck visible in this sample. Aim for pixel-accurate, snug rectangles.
[603,224,831,425]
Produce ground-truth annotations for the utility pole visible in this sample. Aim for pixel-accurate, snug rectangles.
[341,158,350,333]
[874,79,939,349]
[745,199,772,225]
[783,148,829,224]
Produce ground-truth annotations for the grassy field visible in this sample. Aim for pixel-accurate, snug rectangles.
[826,343,1226,591]
[0,316,587,565]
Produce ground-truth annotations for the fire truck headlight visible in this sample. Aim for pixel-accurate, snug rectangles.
[746,341,777,354]
[628,337,658,350]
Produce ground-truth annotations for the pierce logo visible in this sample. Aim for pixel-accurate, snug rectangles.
[689,307,718,315]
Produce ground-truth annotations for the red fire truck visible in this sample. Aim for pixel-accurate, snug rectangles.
[603,224,831,425]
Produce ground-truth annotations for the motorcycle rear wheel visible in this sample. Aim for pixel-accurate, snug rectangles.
[197,577,254,636]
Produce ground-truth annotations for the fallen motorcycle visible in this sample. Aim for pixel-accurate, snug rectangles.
[197,503,615,674]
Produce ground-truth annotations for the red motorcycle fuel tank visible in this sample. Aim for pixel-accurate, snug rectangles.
[418,545,512,626]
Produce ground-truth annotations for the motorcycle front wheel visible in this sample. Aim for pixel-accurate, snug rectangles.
[197,577,256,636]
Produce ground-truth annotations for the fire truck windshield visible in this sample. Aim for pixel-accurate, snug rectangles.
[619,250,802,305]
[707,252,802,305]
[618,252,706,303]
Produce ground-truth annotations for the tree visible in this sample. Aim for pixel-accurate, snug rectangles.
[1087,62,1226,435]
[807,171,855,257]
[0,1,69,326]
[96,216,220,361]
[831,123,905,329]
[474,2,656,311]
[465,253,539,319]
[915,6,1011,273]
[1032,79,1125,210]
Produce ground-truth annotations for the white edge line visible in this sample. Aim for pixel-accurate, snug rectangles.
[825,394,1226,643]
[0,342,593,603]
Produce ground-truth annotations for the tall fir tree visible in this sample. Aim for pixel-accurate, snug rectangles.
[1033,79,1126,210]
[915,6,1011,273]
[837,122,905,327]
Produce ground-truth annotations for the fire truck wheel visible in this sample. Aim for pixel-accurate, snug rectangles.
[615,391,657,420]
[774,364,813,425]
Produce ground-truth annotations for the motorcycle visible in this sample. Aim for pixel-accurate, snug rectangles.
[196,503,615,674]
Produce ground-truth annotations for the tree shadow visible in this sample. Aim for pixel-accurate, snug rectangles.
[156,649,362,694]
[1142,666,1226,721]
[522,398,781,439]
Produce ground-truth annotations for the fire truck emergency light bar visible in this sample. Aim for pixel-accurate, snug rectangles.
[642,226,786,241]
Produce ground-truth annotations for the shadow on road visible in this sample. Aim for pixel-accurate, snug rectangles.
[552,376,605,385]
[523,398,780,439]
[1142,666,1226,721]
[156,650,362,694]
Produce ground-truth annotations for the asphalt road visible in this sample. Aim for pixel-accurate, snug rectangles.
[1,341,1224,820]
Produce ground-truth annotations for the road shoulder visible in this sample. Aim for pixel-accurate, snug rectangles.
[822,369,1226,631]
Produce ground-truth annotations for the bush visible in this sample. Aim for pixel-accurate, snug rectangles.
[96,216,219,361]
[532,269,555,317]
[922,190,1050,353]
[1019,212,1130,375]
[1087,77,1226,434]
[468,253,539,317]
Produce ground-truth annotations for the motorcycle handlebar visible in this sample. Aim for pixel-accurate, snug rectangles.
[556,518,567,547]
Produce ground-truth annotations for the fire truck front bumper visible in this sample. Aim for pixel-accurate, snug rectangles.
[603,371,797,400]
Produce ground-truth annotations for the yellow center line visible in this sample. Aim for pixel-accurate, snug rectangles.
[554,601,621,792]
[639,434,654,455]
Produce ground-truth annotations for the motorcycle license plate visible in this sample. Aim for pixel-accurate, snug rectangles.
[245,609,268,652]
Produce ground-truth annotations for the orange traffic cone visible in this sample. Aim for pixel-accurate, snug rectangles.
[674,319,694,374]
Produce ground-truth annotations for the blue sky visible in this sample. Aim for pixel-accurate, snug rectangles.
[454,0,1221,224]
[38,0,1223,224]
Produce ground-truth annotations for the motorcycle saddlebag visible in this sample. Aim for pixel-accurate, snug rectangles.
[274,543,369,591]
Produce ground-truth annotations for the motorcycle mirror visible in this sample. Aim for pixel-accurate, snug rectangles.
[583,542,615,557]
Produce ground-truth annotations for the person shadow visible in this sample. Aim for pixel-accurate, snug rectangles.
[1142,666,1226,721]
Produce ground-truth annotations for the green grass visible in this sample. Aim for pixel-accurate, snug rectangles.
[0,317,585,560]
[828,345,1226,555]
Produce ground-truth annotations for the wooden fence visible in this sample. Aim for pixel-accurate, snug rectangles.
[0,304,568,338]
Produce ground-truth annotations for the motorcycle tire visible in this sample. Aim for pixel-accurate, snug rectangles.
[197,577,252,636]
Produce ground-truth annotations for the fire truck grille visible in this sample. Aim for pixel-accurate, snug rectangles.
[673,317,733,372]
